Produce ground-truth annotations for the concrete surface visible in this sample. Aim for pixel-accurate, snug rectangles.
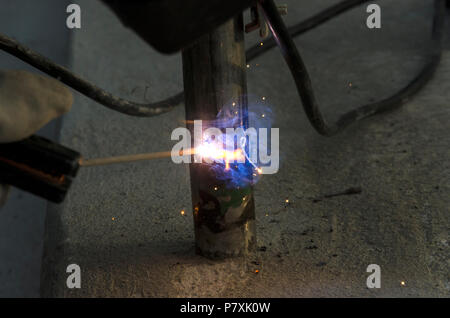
[0,0,71,297]
[34,0,450,297]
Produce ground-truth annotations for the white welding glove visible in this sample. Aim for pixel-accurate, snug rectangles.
[0,70,73,206]
[0,70,73,143]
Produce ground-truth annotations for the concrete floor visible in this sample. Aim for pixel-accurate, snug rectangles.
[1,0,449,297]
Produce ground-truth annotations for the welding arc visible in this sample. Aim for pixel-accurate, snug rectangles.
[0,0,372,117]
[259,0,446,136]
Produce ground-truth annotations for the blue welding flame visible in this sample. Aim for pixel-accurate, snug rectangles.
[204,95,275,189]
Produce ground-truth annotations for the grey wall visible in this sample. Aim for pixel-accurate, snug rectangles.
[0,0,71,297]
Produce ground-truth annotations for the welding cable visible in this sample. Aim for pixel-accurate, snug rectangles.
[0,33,182,117]
[259,0,446,136]
[246,0,372,60]
[0,0,377,117]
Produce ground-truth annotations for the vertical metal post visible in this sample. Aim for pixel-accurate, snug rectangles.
[182,14,256,258]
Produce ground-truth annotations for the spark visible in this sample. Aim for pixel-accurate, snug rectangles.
[195,144,243,162]
[112,217,116,221]
[232,102,236,107]
[214,186,218,191]
[195,143,245,173]
[285,199,289,203]
[262,96,266,101]
[255,269,260,274]
[180,210,186,216]
[260,42,264,46]
[239,137,261,173]
[257,168,263,174]
[261,114,265,118]
[246,64,250,68]
[400,281,406,286]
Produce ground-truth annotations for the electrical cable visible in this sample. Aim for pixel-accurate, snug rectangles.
[247,0,372,60]
[0,0,381,118]
[0,33,183,117]
[259,0,446,136]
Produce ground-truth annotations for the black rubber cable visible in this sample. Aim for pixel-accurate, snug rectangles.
[0,33,183,117]
[247,0,371,60]
[0,0,375,117]
[259,0,446,136]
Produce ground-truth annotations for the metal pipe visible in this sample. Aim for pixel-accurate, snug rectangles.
[182,14,256,258]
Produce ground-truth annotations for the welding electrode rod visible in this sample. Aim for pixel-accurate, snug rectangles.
[79,151,182,167]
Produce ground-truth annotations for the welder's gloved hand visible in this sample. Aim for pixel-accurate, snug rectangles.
[0,70,73,207]
[0,70,73,143]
